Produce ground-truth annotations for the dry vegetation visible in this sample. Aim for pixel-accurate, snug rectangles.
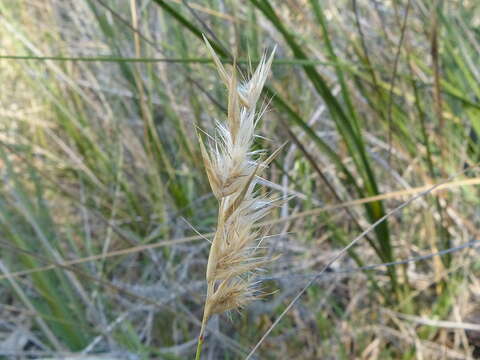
[196,39,279,360]
[0,0,480,359]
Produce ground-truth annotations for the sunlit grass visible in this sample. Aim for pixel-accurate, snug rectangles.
[0,0,479,358]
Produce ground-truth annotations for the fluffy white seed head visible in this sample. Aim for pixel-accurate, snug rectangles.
[199,38,279,323]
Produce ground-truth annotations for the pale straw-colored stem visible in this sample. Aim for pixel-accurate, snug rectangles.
[196,198,223,359]
[196,280,215,359]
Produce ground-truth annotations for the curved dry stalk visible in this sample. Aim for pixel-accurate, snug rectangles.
[195,37,278,359]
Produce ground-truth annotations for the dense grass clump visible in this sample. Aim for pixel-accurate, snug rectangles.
[0,0,479,358]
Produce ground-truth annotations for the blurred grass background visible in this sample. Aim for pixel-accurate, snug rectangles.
[0,0,480,358]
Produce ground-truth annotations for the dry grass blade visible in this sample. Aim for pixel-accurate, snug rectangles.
[245,164,479,359]
[0,177,479,285]
[195,37,277,359]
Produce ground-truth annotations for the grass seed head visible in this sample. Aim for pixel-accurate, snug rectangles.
[199,38,279,328]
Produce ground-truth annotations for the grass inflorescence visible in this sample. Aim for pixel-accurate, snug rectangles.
[196,38,279,359]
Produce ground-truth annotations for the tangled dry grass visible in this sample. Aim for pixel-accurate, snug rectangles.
[1,0,480,359]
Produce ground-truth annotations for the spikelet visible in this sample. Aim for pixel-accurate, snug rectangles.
[196,38,278,356]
